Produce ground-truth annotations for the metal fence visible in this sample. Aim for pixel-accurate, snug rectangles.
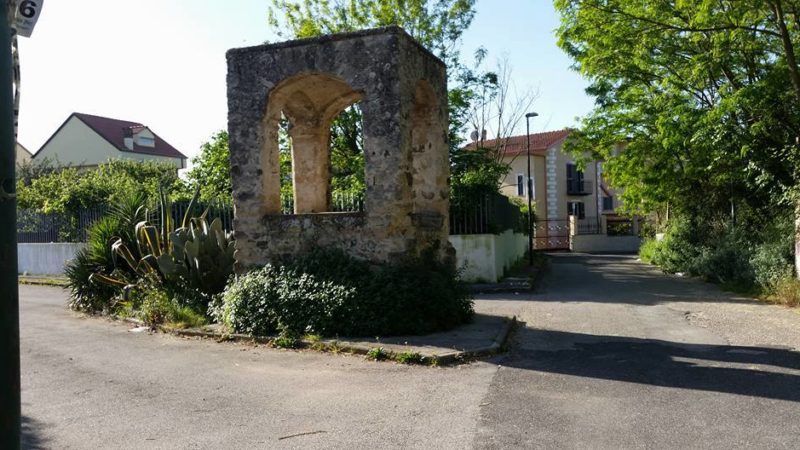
[17,207,107,243]
[280,192,365,214]
[171,201,234,232]
[449,193,523,235]
[607,218,634,236]
[18,192,528,242]
[17,201,236,243]
[576,217,602,235]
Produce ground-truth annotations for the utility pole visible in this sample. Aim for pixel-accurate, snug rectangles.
[525,112,538,265]
[0,2,21,448]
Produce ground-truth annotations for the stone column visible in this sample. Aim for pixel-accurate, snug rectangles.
[290,122,331,213]
[569,215,577,251]
[546,148,558,220]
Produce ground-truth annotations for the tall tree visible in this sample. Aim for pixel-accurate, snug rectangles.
[186,131,232,202]
[555,0,800,222]
[268,0,476,69]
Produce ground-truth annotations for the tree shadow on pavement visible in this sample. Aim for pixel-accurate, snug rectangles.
[21,415,48,450]
[502,327,800,402]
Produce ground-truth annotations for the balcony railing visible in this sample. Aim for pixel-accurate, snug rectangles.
[567,179,593,196]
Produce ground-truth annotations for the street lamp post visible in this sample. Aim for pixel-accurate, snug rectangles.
[525,112,538,266]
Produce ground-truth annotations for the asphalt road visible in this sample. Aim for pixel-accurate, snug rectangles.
[20,253,800,449]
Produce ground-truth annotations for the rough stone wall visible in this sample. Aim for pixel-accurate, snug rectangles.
[226,27,452,271]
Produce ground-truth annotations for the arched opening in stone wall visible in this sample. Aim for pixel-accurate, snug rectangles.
[262,73,364,214]
[410,80,446,215]
[277,114,293,213]
[329,102,365,212]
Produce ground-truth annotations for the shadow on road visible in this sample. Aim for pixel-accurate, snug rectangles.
[510,253,761,306]
[503,327,800,402]
[21,414,48,450]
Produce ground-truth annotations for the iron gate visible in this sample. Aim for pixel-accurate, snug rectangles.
[532,219,571,250]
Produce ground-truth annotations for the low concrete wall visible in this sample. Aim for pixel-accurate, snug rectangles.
[449,230,527,283]
[571,234,641,254]
[18,243,84,275]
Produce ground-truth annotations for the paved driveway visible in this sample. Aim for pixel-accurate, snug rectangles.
[20,254,800,449]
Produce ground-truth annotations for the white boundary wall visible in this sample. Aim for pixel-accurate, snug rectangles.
[18,243,84,275]
[449,230,527,283]
[20,234,531,281]
[571,235,641,253]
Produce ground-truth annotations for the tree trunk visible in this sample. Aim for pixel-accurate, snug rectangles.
[770,0,800,99]
[794,192,800,277]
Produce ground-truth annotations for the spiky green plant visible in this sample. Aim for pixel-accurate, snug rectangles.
[93,186,234,299]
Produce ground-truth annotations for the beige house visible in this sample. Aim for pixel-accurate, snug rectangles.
[484,129,618,220]
[474,129,634,250]
[15,142,31,166]
[33,112,187,169]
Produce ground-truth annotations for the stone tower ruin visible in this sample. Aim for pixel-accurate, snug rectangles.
[226,27,451,270]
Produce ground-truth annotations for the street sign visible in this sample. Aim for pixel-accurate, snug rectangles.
[13,0,43,38]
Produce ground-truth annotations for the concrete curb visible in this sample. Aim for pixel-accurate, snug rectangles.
[122,315,518,366]
[18,276,69,287]
[432,315,517,365]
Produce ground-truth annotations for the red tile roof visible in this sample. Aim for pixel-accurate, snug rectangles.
[466,129,572,156]
[37,112,186,160]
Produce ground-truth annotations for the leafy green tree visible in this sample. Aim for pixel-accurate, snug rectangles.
[187,131,232,202]
[555,0,800,225]
[329,105,366,196]
[17,159,187,214]
[267,0,476,68]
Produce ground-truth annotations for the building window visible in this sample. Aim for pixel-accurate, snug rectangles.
[566,163,588,194]
[517,174,524,196]
[602,196,614,211]
[137,136,155,147]
[567,201,585,219]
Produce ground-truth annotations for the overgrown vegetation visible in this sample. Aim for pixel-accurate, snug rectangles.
[365,347,389,361]
[639,214,796,300]
[555,1,800,303]
[18,159,189,214]
[217,247,474,337]
[65,188,233,328]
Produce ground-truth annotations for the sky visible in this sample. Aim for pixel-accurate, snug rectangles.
[17,0,594,163]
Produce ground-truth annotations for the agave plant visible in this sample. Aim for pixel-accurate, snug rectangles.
[157,215,235,295]
[93,187,235,297]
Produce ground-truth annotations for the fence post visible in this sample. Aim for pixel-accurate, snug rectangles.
[568,215,577,251]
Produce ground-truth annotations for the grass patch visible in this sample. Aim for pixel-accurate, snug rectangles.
[395,351,424,365]
[166,306,207,329]
[769,276,800,307]
[365,346,390,361]
[272,332,300,349]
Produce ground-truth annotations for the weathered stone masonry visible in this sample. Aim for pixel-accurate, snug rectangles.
[226,27,453,271]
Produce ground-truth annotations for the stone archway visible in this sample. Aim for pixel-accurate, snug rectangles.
[262,73,363,213]
[227,27,452,270]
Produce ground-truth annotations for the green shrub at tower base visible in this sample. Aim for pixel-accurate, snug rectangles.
[215,247,474,338]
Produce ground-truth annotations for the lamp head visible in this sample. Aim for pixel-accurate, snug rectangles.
[525,112,539,118]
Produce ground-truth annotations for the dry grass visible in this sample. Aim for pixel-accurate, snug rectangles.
[768,277,800,307]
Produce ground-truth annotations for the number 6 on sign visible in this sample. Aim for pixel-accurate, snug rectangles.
[14,0,44,38]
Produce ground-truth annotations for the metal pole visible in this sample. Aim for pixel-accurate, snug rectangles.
[526,118,533,266]
[0,2,20,448]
